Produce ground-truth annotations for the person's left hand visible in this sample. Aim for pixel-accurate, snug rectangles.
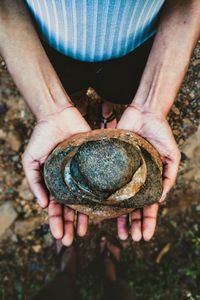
[116,105,181,241]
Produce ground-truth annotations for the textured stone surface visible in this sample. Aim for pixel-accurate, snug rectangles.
[71,139,141,195]
[44,129,163,218]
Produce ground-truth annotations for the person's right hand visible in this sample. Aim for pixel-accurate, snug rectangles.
[22,106,91,246]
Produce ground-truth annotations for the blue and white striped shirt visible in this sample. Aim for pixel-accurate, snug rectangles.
[26,0,165,62]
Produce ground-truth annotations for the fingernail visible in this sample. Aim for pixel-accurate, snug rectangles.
[143,232,153,241]
[77,226,86,237]
[159,193,167,203]
[36,198,47,208]
[132,232,142,242]
[118,232,128,240]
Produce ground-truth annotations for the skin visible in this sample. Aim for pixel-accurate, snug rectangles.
[0,0,200,246]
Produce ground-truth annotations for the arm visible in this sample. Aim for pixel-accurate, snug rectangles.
[0,0,76,120]
[0,0,90,245]
[117,0,200,241]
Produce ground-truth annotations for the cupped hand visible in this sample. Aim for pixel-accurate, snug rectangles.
[22,106,91,246]
[116,105,181,242]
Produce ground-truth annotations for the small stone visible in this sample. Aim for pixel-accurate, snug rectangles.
[0,201,18,239]
[7,132,21,151]
[44,233,54,247]
[183,118,192,127]
[32,244,42,253]
[18,178,34,201]
[173,129,180,136]
[181,126,200,159]
[14,216,41,237]
[196,204,200,212]
[192,59,200,66]
[189,91,195,99]
[0,129,6,140]
[161,208,169,217]
[171,105,180,115]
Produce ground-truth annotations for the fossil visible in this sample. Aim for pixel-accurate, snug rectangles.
[44,129,163,218]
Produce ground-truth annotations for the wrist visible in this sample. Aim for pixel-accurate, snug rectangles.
[35,101,75,122]
[128,101,167,119]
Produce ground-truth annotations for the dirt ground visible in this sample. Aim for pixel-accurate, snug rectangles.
[0,41,200,300]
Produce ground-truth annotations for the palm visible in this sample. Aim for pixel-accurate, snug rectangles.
[116,106,180,241]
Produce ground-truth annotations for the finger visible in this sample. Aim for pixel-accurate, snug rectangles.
[48,198,64,239]
[117,214,129,240]
[62,207,75,247]
[160,151,180,202]
[130,209,142,242]
[22,156,48,208]
[76,213,89,237]
[142,203,159,241]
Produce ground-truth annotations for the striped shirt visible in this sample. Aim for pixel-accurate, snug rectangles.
[25,0,165,62]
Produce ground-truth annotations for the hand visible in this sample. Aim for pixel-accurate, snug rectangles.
[116,105,181,241]
[22,106,91,246]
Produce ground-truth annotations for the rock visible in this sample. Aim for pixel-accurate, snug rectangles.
[0,129,6,139]
[196,204,200,212]
[171,105,180,115]
[18,178,34,201]
[173,129,181,136]
[0,201,18,239]
[32,244,42,253]
[14,216,41,237]
[44,129,163,218]
[183,169,200,182]
[183,118,192,127]
[181,126,200,159]
[189,91,195,99]
[43,233,54,247]
[7,132,21,151]
[192,59,200,66]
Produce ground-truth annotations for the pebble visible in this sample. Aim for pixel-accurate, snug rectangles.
[18,178,34,201]
[196,204,200,212]
[181,126,200,159]
[173,129,181,136]
[0,201,18,239]
[32,244,42,253]
[189,91,195,99]
[0,129,6,139]
[171,105,180,115]
[14,216,41,237]
[7,132,21,151]
[192,59,200,66]
[43,234,54,247]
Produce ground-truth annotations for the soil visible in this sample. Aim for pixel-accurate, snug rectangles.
[0,41,200,300]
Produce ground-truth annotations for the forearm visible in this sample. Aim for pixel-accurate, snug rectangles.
[0,0,71,121]
[131,0,200,117]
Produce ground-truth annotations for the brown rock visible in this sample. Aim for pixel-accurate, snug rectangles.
[181,126,200,159]
[0,201,18,239]
[18,178,34,201]
[7,132,21,151]
[171,105,180,115]
[14,216,41,237]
